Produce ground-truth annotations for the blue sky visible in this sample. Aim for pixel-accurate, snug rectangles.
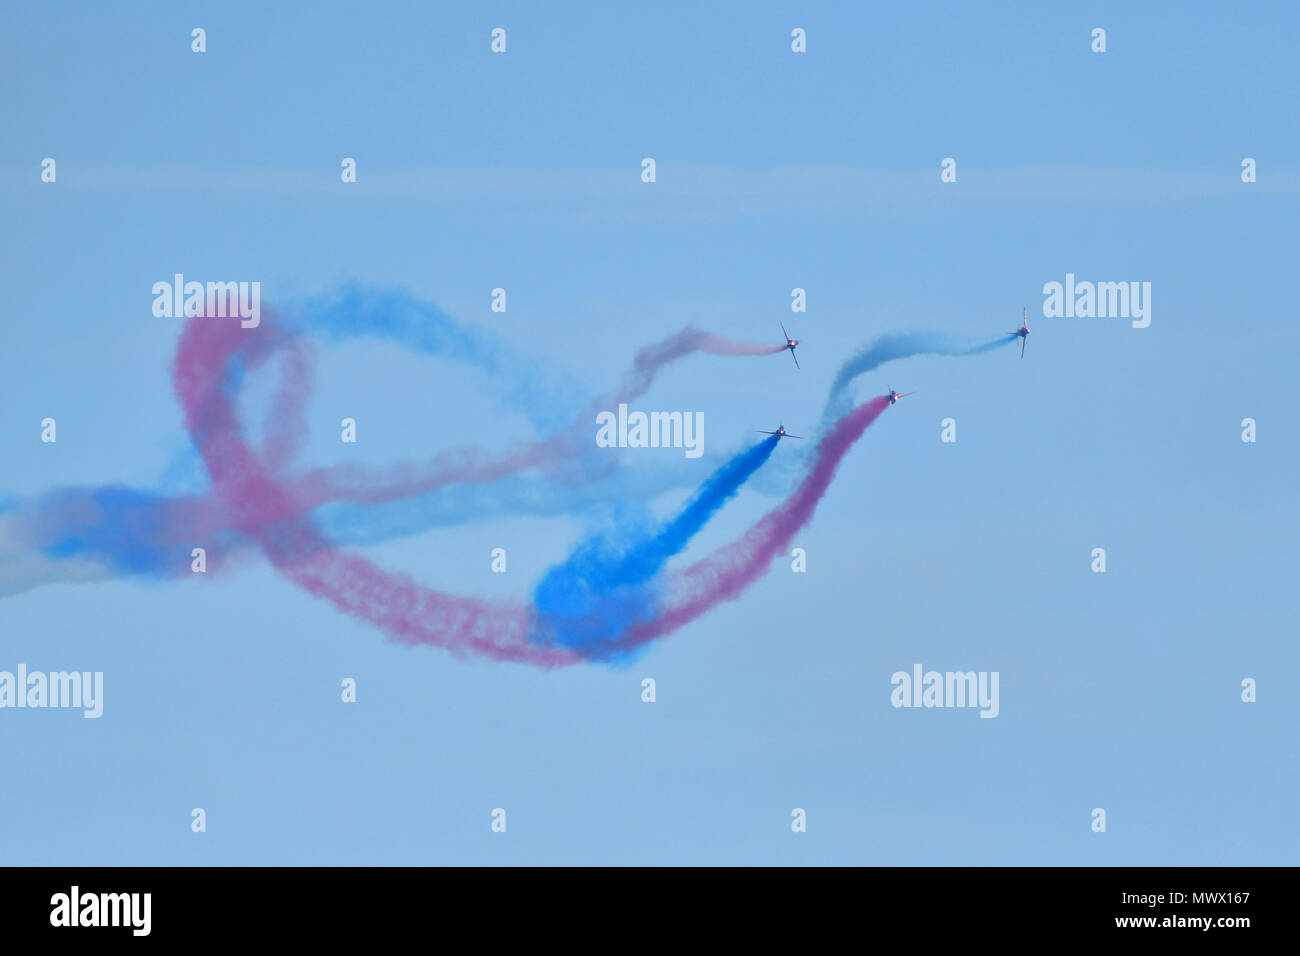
[0,1,1297,864]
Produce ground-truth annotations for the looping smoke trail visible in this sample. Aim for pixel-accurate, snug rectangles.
[172,313,794,666]
[163,314,946,665]
[174,312,580,667]
[0,293,788,594]
[5,286,1011,668]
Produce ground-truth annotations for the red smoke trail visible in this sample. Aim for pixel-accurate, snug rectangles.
[697,333,789,357]
[616,395,892,650]
[259,336,315,474]
[173,315,581,666]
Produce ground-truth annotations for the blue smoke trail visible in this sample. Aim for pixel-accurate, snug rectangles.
[16,485,240,580]
[530,435,780,656]
[826,332,1018,416]
[0,287,597,595]
[283,284,588,432]
[26,487,175,575]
